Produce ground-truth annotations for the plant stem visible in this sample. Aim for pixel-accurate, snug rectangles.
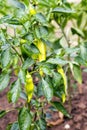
[6,108,17,113]
[30,70,38,75]
[12,45,23,63]
[58,23,72,113]
[67,66,72,113]
[59,23,69,46]
[28,102,31,111]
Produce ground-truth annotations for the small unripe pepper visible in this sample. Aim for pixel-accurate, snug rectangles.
[29,4,36,15]
[35,39,46,76]
[57,66,67,103]
[25,72,34,102]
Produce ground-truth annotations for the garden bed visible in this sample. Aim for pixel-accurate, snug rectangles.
[0,72,87,130]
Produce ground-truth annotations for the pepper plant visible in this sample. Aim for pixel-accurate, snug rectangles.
[0,0,87,130]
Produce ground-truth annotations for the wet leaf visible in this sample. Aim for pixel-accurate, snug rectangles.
[42,78,53,101]
[18,107,31,130]
[52,7,75,13]
[51,101,70,118]
[1,48,11,67]
[8,79,21,103]
[0,110,7,118]
[0,73,10,91]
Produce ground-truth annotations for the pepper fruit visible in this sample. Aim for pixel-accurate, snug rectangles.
[57,66,67,103]
[25,72,34,102]
[29,4,36,15]
[34,39,46,76]
[20,39,27,44]
[37,40,46,62]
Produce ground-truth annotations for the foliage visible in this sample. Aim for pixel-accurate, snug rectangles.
[0,0,87,129]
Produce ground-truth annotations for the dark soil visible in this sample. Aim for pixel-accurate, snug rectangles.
[48,72,87,130]
[0,72,87,130]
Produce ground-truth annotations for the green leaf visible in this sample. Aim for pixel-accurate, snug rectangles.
[83,68,87,72]
[71,27,84,38]
[22,43,39,57]
[18,107,31,130]
[37,0,50,7]
[20,0,29,7]
[42,78,53,101]
[38,0,52,7]
[75,56,87,66]
[30,44,40,54]
[0,110,7,118]
[52,71,62,87]
[11,122,19,130]
[7,19,21,25]
[22,57,35,70]
[8,79,21,103]
[65,47,80,55]
[41,66,52,75]
[0,15,21,25]
[22,33,34,44]
[52,7,75,13]
[6,124,11,130]
[53,39,62,50]
[0,15,11,24]
[29,124,36,130]
[8,0,25,9]
[72,64,82,84]
[20,92,27,100]
[35,26,48,39]
[39,26,48,38]
[37,81,44,97]
[54,90,64,100]
[70,63,82,84]
[36,115,47,130]
[1,48,11,67]
[18,69,26,84]
[35,26,41,39]
[51,101,70,118]
[35,13,46,23]
[0,73,10,91]
[80,42,87,61]
[47,58,68,65]
[6,122,19,130]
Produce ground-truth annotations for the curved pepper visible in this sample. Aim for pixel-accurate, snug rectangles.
[25,72,34,102]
